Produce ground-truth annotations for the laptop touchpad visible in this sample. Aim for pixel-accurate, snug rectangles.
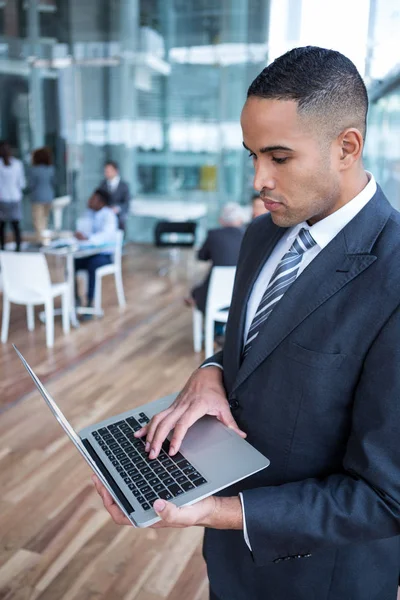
[178,416,234,453]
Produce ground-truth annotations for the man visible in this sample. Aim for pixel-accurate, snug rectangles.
[186,202,245,314]
[251,192,269,219]
[99,160,131,231]
[75,188,117,308]
[93,47,400,600]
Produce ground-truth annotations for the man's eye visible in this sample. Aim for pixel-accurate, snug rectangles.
[272,157,288,164]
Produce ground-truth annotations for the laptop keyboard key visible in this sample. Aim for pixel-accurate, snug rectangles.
[140,485,152,495]
[167,483,184,497]
[163,477,174,486]
[158,489,173,500]
[192,477,207,487]
[181,481,195,492]
[153,483,165,493]
[148,477,159,487]
[159,472,170,481]
[144,492,157,502]
[171,452,185,463]
[141,503,151,511]
[176,474,188,485]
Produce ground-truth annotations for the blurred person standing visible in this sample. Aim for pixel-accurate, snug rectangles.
[99,160,131,231]
[187,202,245,314]
[0,141,26,251]
[29,147,55,242]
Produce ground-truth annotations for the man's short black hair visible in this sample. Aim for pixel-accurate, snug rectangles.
[104,160,119,171]
[93,188,111,205]
[247,46,368,140]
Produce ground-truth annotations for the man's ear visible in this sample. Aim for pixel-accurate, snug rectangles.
[337,128,363,171]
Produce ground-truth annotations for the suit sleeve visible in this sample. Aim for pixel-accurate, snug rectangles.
[119,182,130,217]
[198,233,212,261]
[242,304,400,565]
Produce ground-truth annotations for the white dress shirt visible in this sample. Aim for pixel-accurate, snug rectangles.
[76,206,118,253]
[0,157,26,202]
[107,175,120,193]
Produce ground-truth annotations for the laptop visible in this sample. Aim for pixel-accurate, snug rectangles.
[15,346,270,527]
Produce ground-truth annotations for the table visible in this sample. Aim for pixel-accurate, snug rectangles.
[42,245,113,327]
[130,200,207,221]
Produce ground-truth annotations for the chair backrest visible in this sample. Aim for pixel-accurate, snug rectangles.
[154,221,197,248]
[113,229,124,266]
[205,266,236,316]
[0,252,52,302]
[52,195,71,231]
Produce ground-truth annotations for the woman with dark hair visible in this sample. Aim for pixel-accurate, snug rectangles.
[29,147,55,242]
[0,141,26,251]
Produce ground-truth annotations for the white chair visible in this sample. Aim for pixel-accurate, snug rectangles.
[0,252,70,348]
[192,266,236,358]
[52,195,71,232]
[94,230,126,316]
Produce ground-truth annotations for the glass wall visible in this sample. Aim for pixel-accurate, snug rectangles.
[364,81,400,210]
[0,0,272,242]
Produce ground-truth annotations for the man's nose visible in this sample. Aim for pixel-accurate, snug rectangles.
[253,163,275,192]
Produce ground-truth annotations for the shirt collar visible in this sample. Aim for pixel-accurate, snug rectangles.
[287,172,376,249]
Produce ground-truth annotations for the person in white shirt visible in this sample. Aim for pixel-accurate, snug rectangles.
[74,188,117,308]
[0,141,26,251]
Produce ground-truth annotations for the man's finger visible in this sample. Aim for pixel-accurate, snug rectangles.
[143,407,174,449]
[148,405,187,458]
[168,403,207,455]
[217,407,247,437]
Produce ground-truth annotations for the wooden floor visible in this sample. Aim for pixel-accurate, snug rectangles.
[0,246,210,600]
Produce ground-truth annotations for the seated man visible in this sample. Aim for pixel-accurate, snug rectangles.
[74,188,118,309]
[186,202,245,314]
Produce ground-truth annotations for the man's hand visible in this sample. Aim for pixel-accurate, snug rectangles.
[135,366,247,459]
[75,231,88,241]
[92,475,243,530]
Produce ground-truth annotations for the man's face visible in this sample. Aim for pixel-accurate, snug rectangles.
[104,165,118,180]
[241,97,341,227]
[88,193,102,211]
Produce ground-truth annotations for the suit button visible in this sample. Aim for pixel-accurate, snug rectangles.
[229,399,239,409]
[273,558,283,564]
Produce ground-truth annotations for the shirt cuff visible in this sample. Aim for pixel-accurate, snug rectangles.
[200,362,223,370]
[239,492,252,551]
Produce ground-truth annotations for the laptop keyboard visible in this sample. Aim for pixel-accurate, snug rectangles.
[92,412,207,511]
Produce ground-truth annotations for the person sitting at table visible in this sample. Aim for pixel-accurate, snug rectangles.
[185,202,245,314]
[74,188,117,309]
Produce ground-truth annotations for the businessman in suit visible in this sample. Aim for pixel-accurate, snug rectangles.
[188,202,245,314]
[99,160,131,231]
[92,47,400,600]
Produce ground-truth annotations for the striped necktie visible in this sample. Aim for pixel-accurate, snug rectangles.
[243,227,316,358]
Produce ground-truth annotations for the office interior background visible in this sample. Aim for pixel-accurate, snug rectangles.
[1,1,400,599]
[1,0,399,241]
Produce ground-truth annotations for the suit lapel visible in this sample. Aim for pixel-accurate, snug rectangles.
[231,187,392,393]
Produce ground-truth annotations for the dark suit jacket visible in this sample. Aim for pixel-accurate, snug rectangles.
[202,186,400,600]
[99,179,130,229]
[191,226,245,313]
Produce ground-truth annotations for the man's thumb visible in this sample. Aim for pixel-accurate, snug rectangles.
[219,409,247,438]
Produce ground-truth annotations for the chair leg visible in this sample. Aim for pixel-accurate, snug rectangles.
[114,269,126,308]
[1,296,11,343]
[44,300,54,348]
[205,316,215,359]
[26,305,35,331]
[94,272,103,316]
[61,291,70,334]
[193,309,203,352]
